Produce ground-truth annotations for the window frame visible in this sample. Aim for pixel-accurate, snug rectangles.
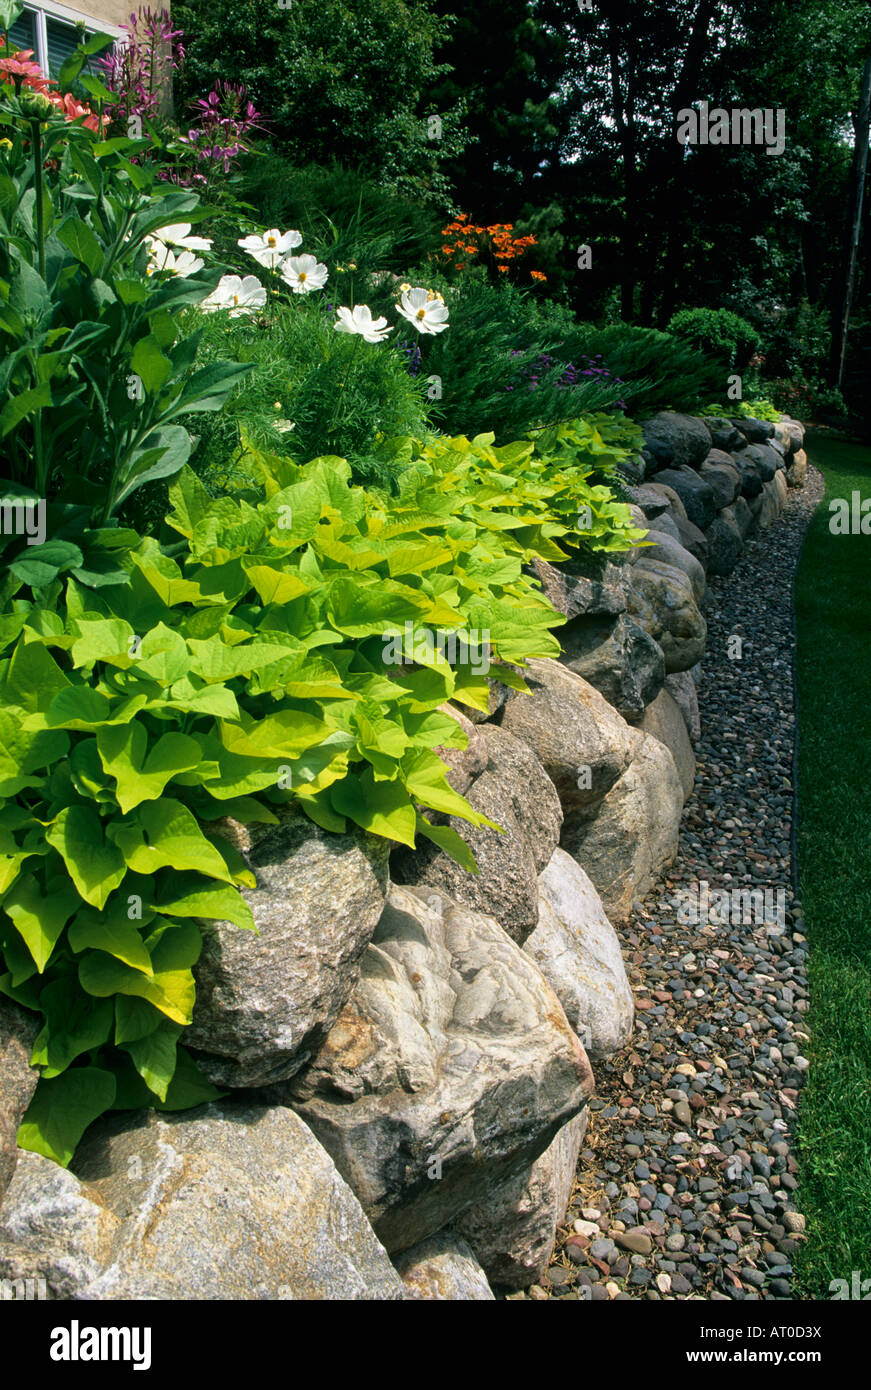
[13,1,125,74]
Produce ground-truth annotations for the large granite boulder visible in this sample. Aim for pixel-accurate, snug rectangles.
[673,514,710,568]
[638,530,705,603]
[705,417,747,453]
[454,1112,587,1290]
[186,809,390,1088]
[0,1150,120,1300]
[498,657,638,813]
[757,476,785,527]
[2,1106,405,1300]
[734,417,775,443]
[736,443,778,482]
[0,1001,39,1206]
[639,688,696,799]
[731,495,755,539]
[560,612,666,722]
[626,559,707,673]
[699,453,742,508]
[286,884,594,1254]
[525,848,634,1060]
[395,1233,494,1300]
[562,734,684,923]
[638,481,688,521]
[392,723,562,944]
[704,507,745,577]
[735,456,765,498]
[649,467,718,530]
[435,703,488,794]
[527,555,626,620]
[641,413,712,471]
[664,670,701,745]
[644,512,683,544]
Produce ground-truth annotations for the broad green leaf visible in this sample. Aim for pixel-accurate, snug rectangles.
[31,985,114,1078]
[97,723,202,813]
[108,799,238,884]
[3,876,79,972]
[46,806,127,910]
[331,768,417,846]
[68,899,154,974]
[18,1066,116,1167]
[78,951,196,1026]
[153,874,255,931]
[56,216,102,274]
[130,334,173,395]
[122,1022,181,1101]
[415,812,479,874]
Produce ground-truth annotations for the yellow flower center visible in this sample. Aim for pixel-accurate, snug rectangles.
[233,294,240,305]
[267,236,277,247]
[299,272,307,281]
[416,308,427,320]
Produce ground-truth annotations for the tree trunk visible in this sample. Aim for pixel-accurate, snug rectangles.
[831,50,871,389]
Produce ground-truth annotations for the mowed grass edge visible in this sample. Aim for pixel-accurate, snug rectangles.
[794,430,871,1298]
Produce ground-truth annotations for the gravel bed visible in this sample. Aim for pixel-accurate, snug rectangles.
[523,467,825,1302]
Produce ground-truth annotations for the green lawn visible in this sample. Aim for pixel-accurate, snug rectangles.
[794,430,871,1298]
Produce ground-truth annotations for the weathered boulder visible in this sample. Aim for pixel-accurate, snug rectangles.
[731,495,755,539]
[641,412,711,471]
[392,723,562,944]
[699,454,741,508]
[639,481,688,521]
[734,417,775,443]
[499,657,638,813]
[560,612,666,722]
[736,456,764,499]
[562,735,684,923]
[757,477,785,528]
[645,511,683,544]
[639,689,696,799]
[736,444,778,482]
[0,1001,39,1206]
[0,1149,120,1300]
[454,1112,588,1291]
[395,1233,494,1300]
[787,448,808,488]
[286,884,594,1254]
[626,559,707,673]
[638,530,705,603]
[435,703,488,794]
[706,417,747,453]
[186,809,390,1088]
[704,508,745,577]
[527,555,626,620]
[673,514,710,568]
[649,467,718,530]
[626,484,672,520]
[525,848,634,1060]
[67,1104,405,1299]
[782,418,805,453]
[664,670,701,745]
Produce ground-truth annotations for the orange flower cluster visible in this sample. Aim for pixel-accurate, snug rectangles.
[438,217,546,281]
[0,38,100,130]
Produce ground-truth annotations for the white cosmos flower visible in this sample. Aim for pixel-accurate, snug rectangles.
[200,274,266,317]
[396,286,450,334]
[152,222,213,252]
[333,304,392,343]
[238,228,303,269]
[146,238,204,278]
[280,253,328,294]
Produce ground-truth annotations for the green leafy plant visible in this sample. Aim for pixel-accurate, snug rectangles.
[0,94,249,585]
[667,307,761,372]
[0,427,643,1165]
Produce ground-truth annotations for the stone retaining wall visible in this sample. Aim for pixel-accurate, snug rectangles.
[0,413,807,1301]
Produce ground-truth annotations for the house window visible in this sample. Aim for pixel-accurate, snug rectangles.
[5,2,123,78]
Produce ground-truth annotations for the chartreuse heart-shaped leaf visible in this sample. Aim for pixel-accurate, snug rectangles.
[3,875,80,972]
[18,1067,117,1167]
[107,800,239,883]
[45,807,127,910]
[97,722,202,813]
